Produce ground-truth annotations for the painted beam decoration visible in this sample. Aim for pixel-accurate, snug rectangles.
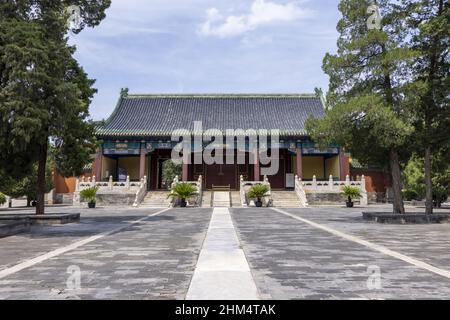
[103,141,141,155]
[102,140,340,155]
[301,142,339,155]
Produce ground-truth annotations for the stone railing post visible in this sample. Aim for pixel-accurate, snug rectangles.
[91,176,96,187]
[294,175,308,207]
[126,176,130,190]
[345,175,350,186]
[109,176,113,190]
[133,176,148,207]
[312,175,317,190]
[329,175,334,191]
[360,175,368,206]
[73,178,81,206]
[240,175,247,207]
[361,175,367,192]
[171,175,179,190]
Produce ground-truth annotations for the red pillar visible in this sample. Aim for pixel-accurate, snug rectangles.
[94,148,103,180]
[254,150,260,181]
[182,148,190,182]
[182,163,189,181]
[296,147,303,179]
[339,149,350,180]
[139,146,146,179]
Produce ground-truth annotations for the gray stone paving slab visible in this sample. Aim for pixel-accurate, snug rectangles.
[0,208,212,300]
[0,207,162,270]
[284,205,450,272]
[231,206,450,300]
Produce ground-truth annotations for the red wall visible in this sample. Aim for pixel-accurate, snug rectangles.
[350,168,391,193]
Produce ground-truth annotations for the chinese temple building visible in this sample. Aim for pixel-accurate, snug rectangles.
[93,94,350,191]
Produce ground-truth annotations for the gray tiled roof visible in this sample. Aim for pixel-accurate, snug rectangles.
[96,94,325,138]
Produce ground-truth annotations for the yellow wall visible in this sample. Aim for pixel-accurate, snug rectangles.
[303,156,324,179]
[325,156,340,179]
[118,157,140,180]
[102,157,116,181]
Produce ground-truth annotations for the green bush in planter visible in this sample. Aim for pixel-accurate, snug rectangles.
[167,183,198,207]
[0,192,6,206]
[80,187,99,206]
[247,184,270,207]
[342,186,362,207]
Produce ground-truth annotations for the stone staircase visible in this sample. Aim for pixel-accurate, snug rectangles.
[201,191,212,207]
[140,191,170,208]
[230,191,242,207]
[270,191,302,208]
[212,191,231,207]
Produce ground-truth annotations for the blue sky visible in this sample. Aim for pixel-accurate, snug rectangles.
[70,0,341,120]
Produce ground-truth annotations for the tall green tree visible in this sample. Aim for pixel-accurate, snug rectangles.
[306,0,415,214]
[404,148,450,207]
[403,0,449,214]
[0,1,110,215]
[0,158,54,207]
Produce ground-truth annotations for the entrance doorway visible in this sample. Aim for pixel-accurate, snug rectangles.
[157,158,182,190]
[205,163,237,190]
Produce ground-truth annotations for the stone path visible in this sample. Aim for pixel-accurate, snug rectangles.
[186,208,259,300]
[231,207,450,300]
[2,205,450,300]
[212,192,231,207]
[0,208,212,300]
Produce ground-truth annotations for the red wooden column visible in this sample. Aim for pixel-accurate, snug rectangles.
[339,148,350,180]
[296,147,303,179]
[182,147,191,182]
[139,145,146,179]
[182,163,189,181]
[94,148,103,180]
[254,150,260,181]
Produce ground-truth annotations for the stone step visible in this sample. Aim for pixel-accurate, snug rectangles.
[201,191,212,208]
[141,191,171,207]
[230,192,242,208]
[212,191,230,208]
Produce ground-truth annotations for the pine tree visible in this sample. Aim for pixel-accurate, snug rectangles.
[307,0,416,214]
[403,0,449,214]
[0,1,110,215]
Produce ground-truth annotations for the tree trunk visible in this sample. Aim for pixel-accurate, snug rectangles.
[424,147,434,214]
[36,142,48,215]
[389,149,405,214]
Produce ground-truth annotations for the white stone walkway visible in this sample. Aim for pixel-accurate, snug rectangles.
[186,208,260,300]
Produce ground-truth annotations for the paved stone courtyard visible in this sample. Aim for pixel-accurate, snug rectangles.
[1,204,450,299]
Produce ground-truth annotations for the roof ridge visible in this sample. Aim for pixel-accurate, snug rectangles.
[124,93,318,99]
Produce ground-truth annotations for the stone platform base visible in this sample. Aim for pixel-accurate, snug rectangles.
[0,220,31,238]
[306,192,353,205]
[96,193,136,206]
[362,212,450,224]
[0,213,80,226]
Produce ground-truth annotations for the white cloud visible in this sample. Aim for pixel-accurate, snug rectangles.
[199,0,312,38]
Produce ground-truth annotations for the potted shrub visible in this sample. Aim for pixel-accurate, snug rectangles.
[0,192,6,207]
[167,183,198,207]
[342,186,362,208]
[247,184,270,207]
[80,187,99,209]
